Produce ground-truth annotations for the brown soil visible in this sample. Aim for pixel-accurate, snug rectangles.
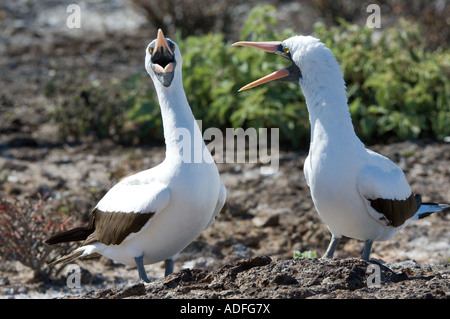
[0,1,449,300]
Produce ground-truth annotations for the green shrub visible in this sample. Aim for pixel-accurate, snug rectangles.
[123,5,448,147]
[46,71,126,143]
[293,250,317,259]
[122,5,310,147]
[50,5,449,148]
[120,73,162,144]
[315,18,450,143]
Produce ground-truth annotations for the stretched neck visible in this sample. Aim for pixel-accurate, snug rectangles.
[154,78,204,160]
[301,78,362,148]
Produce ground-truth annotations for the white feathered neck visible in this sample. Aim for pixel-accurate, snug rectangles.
[284,36,362,147]
[147,47,205,161]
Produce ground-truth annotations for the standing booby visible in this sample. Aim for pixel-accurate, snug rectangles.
[232,36,449,260]
[46,29,226,282]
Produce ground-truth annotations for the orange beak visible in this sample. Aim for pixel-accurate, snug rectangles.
[232,41,282,53]
[237,69,291,92]
[151,29,176,87]
[232,41,301,92]
[155,29,173,56]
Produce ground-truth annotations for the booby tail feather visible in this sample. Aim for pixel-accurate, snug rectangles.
[47,249,84,267]
[45,226,93,245]
[416,202,450,220]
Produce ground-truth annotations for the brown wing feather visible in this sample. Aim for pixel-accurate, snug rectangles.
[83,209,154,246]
[369,193,418,227]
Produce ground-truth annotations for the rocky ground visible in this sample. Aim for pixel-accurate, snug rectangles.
[0,140,449,299]
[0,1,449,300]
[75,257,450,299]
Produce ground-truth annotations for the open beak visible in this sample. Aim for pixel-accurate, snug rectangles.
[151,29,176,87]
[153,29,174,73]
[155,29,173,55]
[155,29,173,57]
[232,41,301,92]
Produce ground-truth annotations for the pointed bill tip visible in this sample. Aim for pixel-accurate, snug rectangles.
[237,68,290,92]
[231,41,244,47]
[155,29,173,56]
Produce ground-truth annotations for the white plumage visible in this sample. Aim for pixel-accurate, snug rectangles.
[46,29,226,282]
[233,35,448,259]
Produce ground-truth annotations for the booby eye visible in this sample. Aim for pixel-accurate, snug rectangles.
[170,43,175,52]
[149,47,153,53]
[284,47,290,54]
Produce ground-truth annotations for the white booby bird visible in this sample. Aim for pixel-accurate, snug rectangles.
[46,29,226,282]
[232,36,449,260]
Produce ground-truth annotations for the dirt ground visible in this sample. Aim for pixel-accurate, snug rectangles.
[0,1,449,300]
[0,140,449,299]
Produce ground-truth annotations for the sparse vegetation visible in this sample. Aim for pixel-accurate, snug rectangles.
[315,18,450,143]
[0,194,77,280]
[47,5,449,148]
[293,250,317,259]
[1,0,448,298]
[45,71,127,143]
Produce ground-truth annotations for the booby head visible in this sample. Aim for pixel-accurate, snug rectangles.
[145,29,180,87]
[232,36,343,92]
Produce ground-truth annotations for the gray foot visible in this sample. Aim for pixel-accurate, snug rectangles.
[361,240,373,260]
[134,255,150,283]
[321,235,341,259]
[164,258,174,277]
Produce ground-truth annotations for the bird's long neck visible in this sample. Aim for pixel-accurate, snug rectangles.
[301,75,364,151]
[155,78,205,161]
